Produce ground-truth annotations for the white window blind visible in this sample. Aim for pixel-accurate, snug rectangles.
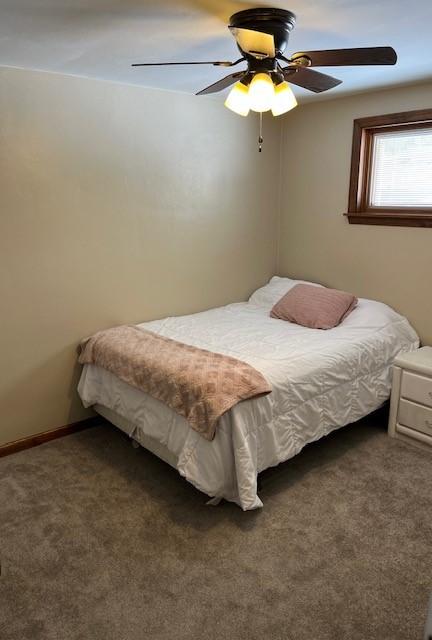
[369,127,432,208]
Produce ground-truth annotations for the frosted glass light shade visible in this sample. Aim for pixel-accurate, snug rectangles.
[271,82,297,116]
[248,73,275,113]
[224,82,250,117]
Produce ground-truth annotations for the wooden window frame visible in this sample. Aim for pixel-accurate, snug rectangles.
[345,108,432,227]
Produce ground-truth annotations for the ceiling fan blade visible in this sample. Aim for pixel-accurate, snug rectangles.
[196,71,246,95]
[229,27,275,58]
[283,67,342,93]
[291,47,397,67]
[132,60,241,68]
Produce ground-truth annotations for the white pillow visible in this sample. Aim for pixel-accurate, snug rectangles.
[248,276,323,311]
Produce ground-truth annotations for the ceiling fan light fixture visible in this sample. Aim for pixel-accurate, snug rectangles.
[224,81,250,117]
[248,73,275,113]
[271,81,298,116]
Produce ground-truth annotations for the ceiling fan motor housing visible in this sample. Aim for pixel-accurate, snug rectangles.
[229,8,296,58]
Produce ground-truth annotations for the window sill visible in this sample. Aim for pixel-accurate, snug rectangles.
[345,212,432,228]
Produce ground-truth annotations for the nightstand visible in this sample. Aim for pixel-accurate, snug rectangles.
[389,346,432,449]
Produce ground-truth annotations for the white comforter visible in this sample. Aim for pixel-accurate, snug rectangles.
[78,277,419,510]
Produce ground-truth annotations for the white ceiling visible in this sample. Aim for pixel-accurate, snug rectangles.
[1,0,432,102]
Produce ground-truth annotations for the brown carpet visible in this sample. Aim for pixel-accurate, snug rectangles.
[0,413,431,640]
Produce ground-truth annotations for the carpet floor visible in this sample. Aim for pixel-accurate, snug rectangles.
[0,414,431,640]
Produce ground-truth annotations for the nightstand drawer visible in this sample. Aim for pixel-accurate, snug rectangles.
[398,398,432,437]
[401,370,432,408]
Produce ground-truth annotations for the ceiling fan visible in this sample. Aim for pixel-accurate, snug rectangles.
[132,7,397,148]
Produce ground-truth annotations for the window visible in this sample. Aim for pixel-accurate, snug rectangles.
[346,109,432,227]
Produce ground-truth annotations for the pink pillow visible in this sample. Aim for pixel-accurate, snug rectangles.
[270,284,358,329]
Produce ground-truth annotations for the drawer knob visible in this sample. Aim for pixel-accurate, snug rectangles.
[429,391,432,400]
[425,420,432,428]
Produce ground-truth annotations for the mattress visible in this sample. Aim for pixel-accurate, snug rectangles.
[78,277,419,510]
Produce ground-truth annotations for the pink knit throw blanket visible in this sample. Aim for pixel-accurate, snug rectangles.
[78,325,271,441]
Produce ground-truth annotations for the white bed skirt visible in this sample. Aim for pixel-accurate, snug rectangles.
[94,403,179,469]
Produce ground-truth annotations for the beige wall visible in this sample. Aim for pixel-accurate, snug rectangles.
[3,66,432,448]
[278,81,432,345]
[0,67,281,446]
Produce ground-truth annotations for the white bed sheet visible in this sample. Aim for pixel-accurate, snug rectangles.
[78,278,419,510]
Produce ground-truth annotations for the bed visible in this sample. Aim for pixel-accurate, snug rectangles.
[78,276,419,510]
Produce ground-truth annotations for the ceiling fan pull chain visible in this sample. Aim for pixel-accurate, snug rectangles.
[258,112,263,153]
